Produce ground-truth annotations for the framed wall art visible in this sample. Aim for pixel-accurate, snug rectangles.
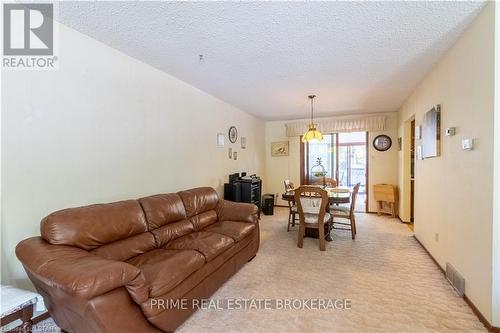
[271,141,289,157]
[216,133,225,147]
[422,104,441,159]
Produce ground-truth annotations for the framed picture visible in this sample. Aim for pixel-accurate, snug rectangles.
[228,148,232,159]
[271,141,289,157]
[422,104,441,158]
[233,151,238,160]
[216,133,225,147]
[241,137,246,149]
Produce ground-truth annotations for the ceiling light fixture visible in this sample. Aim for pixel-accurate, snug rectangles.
[301,95,323,143]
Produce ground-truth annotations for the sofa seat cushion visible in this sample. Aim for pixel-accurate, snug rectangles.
[127,249,204,297]
[203,221,255,242]
[140,227,259,322]
[164,232,234,262]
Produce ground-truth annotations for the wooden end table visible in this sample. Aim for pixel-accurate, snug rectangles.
[1,285,38,333]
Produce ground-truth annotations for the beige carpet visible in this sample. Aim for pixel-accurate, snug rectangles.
[35,208,486,332]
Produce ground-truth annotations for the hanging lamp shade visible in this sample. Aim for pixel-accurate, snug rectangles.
[302,124,323,142]
[301,95,323,143]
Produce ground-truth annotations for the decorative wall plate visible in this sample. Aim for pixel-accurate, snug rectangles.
[373,135,392,151]
[228,126,238,143]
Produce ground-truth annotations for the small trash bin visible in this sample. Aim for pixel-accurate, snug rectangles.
[262,194,275,215]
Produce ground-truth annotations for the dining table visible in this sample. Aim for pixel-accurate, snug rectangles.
[281,186,352,241]
[281,186,352,205]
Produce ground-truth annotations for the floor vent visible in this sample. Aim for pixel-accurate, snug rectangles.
[446,263,465,296]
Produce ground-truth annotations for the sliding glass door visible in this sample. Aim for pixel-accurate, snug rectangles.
[302,131,367,212]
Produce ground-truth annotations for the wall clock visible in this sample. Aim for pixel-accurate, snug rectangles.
[228,126,238,143]
[373,135,392,152]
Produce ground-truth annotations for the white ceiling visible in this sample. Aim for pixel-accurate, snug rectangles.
[58,1,486,120]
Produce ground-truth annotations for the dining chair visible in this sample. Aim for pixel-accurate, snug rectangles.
[294,186,332,251]
[331,183,361,240]
[324,178,338,187]
[284,179,294,191]
[284,180,297,231]
[310,177,337,187]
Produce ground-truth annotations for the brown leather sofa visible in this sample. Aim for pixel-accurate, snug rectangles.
[16,187,259,333]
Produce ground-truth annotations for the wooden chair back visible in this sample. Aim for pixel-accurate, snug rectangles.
[294,186,329,251]
[309,177,337,187]
[324,178,338,187]
[350,183,361,216]
[294,186,329,227]
[284,179,295,192]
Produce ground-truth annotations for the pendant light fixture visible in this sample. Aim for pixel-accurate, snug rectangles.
[301,95,323,143]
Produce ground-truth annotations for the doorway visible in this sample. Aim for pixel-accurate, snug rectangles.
[400,115,416,224]
[338,132,367,212]
[301,131,368,212]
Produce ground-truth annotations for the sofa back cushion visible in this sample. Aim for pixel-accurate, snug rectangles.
[138,193,187,229]
[139,193,193,247]
[178,187,219,231]
[90,232,156,261]
[41,200,150,252]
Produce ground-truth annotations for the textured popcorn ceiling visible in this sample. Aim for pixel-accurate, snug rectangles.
[58,1,486,120]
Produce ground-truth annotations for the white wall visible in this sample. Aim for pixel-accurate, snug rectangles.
[367,114,399,212]
[264,121,301,206]
[492,1,500,327]
[397,2,495,322]
[264,113,398,212]
[1,23,265,287]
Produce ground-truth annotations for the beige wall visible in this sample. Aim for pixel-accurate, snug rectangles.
[397,2,495,322]
[367,114,399,212]
[1,23,265,287]
[265,113,398,212]
[492,1,500,327]
[264,121,301,206]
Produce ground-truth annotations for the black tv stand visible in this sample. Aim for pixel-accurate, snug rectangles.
[223,173,262,219]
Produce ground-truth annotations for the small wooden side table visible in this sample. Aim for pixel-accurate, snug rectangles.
[0,285,38,333]
[373,184,398,218]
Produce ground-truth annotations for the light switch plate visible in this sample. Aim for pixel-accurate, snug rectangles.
[445,127,456,136]
[461,138,474,150]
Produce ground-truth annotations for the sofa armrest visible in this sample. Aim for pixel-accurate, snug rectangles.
[217,200,259,224]
[16,237,148,303]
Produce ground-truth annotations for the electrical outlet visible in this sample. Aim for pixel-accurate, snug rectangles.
[435,233,439,242]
